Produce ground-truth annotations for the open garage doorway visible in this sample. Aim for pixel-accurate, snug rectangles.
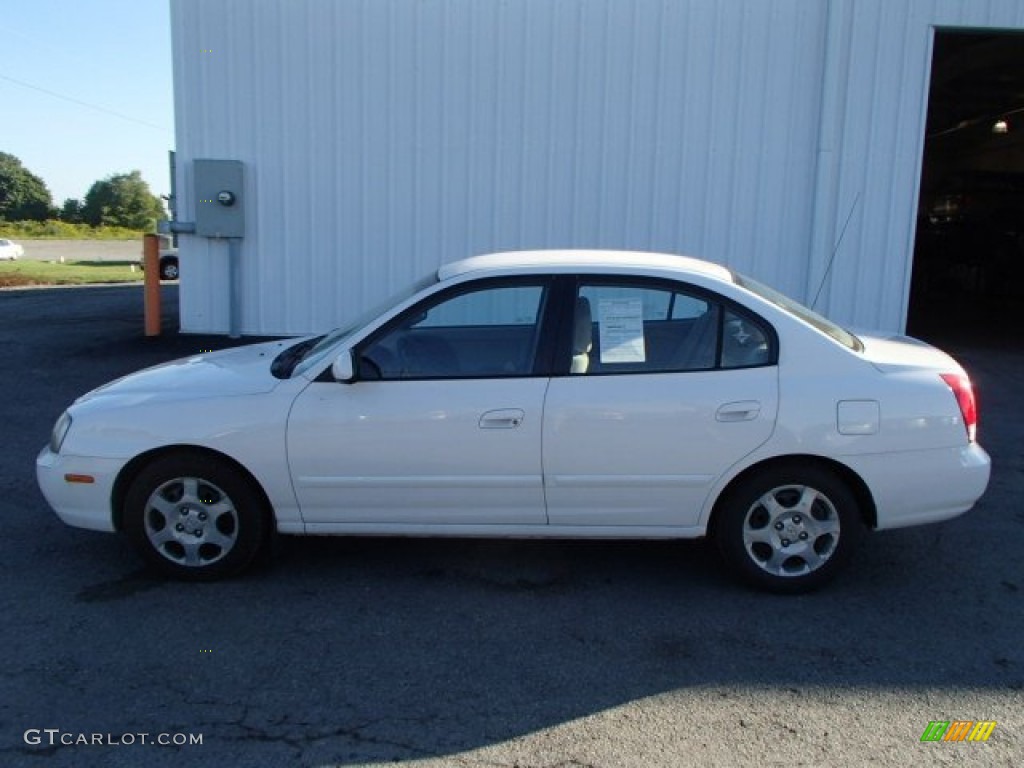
[908,30,1024,343]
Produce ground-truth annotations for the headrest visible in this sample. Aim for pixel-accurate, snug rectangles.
[573,296,592,353]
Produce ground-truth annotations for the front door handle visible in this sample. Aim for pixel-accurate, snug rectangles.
[479,409,525,429]
[716,401,761,422]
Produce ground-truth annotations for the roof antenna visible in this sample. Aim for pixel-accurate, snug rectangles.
[811,192,860,311]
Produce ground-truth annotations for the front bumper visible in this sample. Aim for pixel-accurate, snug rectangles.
[36,446,124,532]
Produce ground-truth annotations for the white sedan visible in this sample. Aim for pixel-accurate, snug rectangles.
[0,238,24,260]
[37,250,990,592]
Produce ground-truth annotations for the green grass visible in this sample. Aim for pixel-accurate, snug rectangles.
[0,220,144,240]
[0,260,144,288]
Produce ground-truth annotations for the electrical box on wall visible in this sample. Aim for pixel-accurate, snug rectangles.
[194,159,244,238]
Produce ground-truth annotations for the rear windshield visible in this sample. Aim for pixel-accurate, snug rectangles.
[732,273,863,352]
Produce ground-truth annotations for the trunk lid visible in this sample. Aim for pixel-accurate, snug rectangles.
[855,333,965,375]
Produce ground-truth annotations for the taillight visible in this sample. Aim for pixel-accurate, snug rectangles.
[940,373,977,442]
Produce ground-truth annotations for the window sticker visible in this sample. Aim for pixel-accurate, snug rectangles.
[598,298,646,363]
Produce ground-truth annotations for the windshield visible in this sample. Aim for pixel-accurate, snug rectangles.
[289,272,438,378]
[732,273,863,352]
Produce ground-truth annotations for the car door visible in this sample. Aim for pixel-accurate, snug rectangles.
[543,277,779,528]
[287,277,555,528]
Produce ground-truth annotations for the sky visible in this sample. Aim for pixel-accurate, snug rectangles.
[1,0,174,206]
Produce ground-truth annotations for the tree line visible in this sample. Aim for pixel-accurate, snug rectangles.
[0,151,165,232]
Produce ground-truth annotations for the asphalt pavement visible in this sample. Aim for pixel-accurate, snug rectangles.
[0,284,1021,767]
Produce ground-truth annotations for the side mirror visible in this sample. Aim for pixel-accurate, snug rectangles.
[331,350,356,383]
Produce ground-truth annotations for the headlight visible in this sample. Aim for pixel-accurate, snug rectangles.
[50,411,72,454]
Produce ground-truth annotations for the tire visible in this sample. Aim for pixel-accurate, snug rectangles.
[160,257,179,280]
[714,463,864,594]
[123,452,269,580]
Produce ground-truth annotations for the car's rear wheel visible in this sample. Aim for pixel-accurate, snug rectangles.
[123,453,268,580]
[714,464,863,593]
[160,257,179,280]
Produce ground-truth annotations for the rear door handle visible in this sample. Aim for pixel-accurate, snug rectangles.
[716,401,761,422]
[479,409,525,429]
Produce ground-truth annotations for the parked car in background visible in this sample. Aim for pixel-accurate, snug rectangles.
[156,249,179,280]
[0,238,24,260]
[926,170,1024,233]
[917,170,1024,300]
[138,235,179,280]
[37,250,990,593]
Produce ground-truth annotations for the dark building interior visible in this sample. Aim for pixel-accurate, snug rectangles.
[909,31,1024,342]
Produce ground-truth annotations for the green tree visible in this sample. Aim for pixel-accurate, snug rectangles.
[60,198,85,224]
[82,171,165,231]
[0,152,54,221]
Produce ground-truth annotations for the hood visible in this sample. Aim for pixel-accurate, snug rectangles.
[855,332,963,374]
[77,338,298,404]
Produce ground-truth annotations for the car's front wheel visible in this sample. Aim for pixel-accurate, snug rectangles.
[123,453,268,580]
[714,464,864,593]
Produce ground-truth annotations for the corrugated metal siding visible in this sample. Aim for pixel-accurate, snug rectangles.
[171,0,1024,336]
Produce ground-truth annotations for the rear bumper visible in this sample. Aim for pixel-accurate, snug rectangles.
[844,442,991,530]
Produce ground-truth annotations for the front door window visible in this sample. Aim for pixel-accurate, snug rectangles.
[360,282,549,379]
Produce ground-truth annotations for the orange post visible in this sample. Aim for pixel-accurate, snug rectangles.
[143,234,161,336]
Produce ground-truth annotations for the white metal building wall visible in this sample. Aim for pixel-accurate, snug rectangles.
[170,0,1024,336]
